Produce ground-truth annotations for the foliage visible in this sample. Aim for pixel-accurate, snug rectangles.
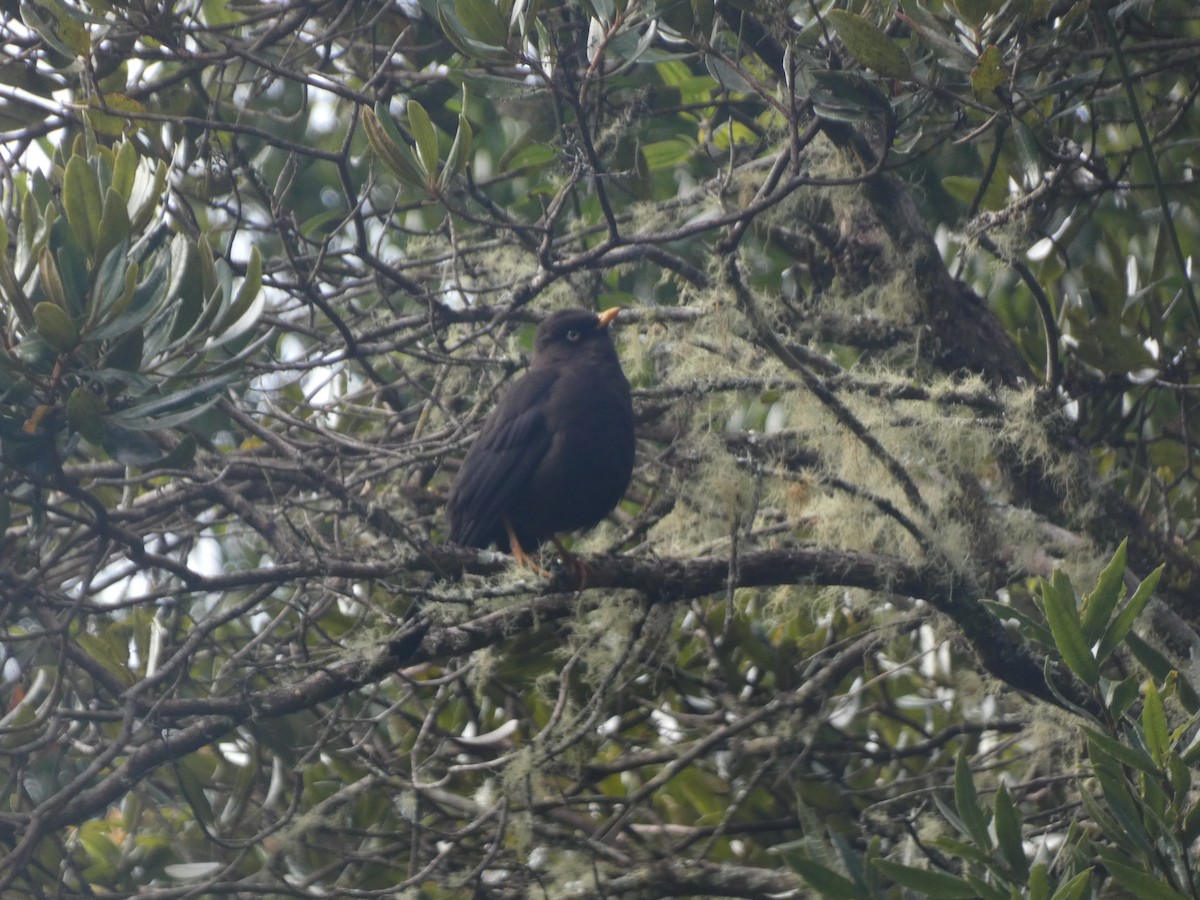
[2,0,1200,897]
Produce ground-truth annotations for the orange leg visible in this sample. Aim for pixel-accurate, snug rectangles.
[503,516,551,577]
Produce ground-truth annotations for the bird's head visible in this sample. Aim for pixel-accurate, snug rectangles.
[531,307,623,369]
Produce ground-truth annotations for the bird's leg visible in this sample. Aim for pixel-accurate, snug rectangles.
[503,516,551,577]
[550,535,589,590]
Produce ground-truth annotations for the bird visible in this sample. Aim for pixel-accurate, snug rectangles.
[447,307,635,574]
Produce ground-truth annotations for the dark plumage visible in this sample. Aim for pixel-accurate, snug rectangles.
[447,307,635,569]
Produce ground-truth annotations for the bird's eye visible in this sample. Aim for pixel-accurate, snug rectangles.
[566,328,581,342]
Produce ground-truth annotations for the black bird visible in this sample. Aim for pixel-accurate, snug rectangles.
[447,307,635,571]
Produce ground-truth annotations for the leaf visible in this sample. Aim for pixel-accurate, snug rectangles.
[774,851,861,899]
[33,300,78,351]
[1090,757,1154,856]
[85,92,147,138]
[22,0,91,59]
[67,387,108,442]
[1101,857,1189,900]
[101,421,170,466]
[979,598,1055,647]
[37,246,68,310]
[826,10,912,80]
[1142,679,1169,767]
[440,89,474,191]
[1081,538,1127,646]
[214,245,262,335]
[873,859,977,898]
[992,784,1028,880]
[949,0,995,28]
[1095,564,1162,662]
[63,154,102,257]
[1049,869,1093,900]
[970,44,1007,97]
[94,187,133,266]
[953,751,991,849]
[1082,726,1157,775]
[108,376,233,430]
[111,140,137,202]
[91,250,164,342]
[103,325,144,372]
[1107,675,1141,719]
[174,759,215,828]
[437,3,512,61]
[407,99,439,183]
[942,174,1007,211]
[455,0,509,47]
[90,237,134,326]
[155,433,197,469]
[76,632,135,685]
[361,105,426,188]
[130,159,168,233]
[1040,572,1098,687]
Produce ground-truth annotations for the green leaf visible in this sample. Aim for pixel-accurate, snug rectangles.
[949,0,994,27]
[214,245,262,335]
[33,300,78,351]
[101,421,169,466]
[1090,758,1154,856]
[76,632,135,685]
[91,250,164,342]
[1107,675,1141,719]
[437,3,511,61]
[1083,726,1157,775]
[808,69,894,125]
[970,44,1007,97]
[1049,868,1093,900]
[155,433,197,469]
[22,0,91,58]
[108,376,232,430]
[361,105,426,188]
[67,387,108,442]
[979,598,1055,647]
[455,0,508,47]
[954,751,991,849]
[103,325,143,372]
[1101,857,1188,900]
[942,174,1008,211]
[1081,539,1127,646]
[1096,564,1162,662]
[1029,862,1049,900]
[963,873,1009,900]
[1142,679,1169,767]
[826,10,913,80]
[440,90,474,191]
[174,758,215,828]
[873,859,977,898]
[91,238,134,326]
[993,784,1028,880]
[94,187,132,266]
[776,852,861,899]
[1040,572,1098,687]
[63,154,102,257]
[111,140,137,202]
[407,99,439,183]
[37,246,68,310]
[931,835,993,867]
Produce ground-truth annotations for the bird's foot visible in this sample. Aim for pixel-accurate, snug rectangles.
[504,517,552,577]
[550,536,589,590]
[512,543,553,578]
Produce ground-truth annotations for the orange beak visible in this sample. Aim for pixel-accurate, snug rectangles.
[597,307,622,329]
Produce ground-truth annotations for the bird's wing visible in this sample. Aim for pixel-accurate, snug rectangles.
[448,370,556,547]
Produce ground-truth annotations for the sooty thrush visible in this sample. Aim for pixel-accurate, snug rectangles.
[447,307,635,571]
